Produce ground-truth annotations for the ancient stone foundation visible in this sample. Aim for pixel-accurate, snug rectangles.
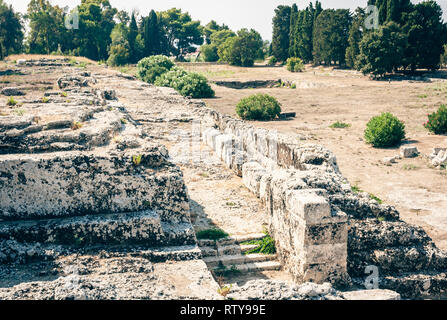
[195,105,447,298]
[0,69,196,254]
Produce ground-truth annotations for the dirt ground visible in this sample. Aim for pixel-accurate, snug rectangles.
[181,63,447,251]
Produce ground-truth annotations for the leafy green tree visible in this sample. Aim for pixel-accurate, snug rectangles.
[313,9,351,66]
[159,8,203,58]
[272,5,291,62]
[0,0,23,59]
[218,29,264,67]
[26,0,64,54]
[210,29,236,47]
[200,29,235,62]
[402,1,446,71]
[204,20,229,44]
[356,22,407,76]
[74,0,117,60]
[107,23,130,66]
[200,44,219,62]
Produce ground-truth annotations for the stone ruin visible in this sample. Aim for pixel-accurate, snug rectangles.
[0,58,446,299]
[197,107,447,299]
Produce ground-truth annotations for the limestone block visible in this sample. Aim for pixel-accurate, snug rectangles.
[242,162,267,197]
[214,134,233,161]
[342,289,401,300]
[205,129,221,150]
[0,147,190,222]
[285,189,331,225]
[400,146,419,158]
[1,87,25,96]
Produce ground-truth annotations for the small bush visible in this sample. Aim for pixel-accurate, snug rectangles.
[154,66,189,88]
[137,55,174,84]
[236,94,281,121]
[171,72,215,99]
[364,112,405,147]
[424,105,447,134]
[107,44,130,67]
[330,121,351,129]
[286,57,305,72]
[267,56,277,66]
[201,44,219,62]
[6,97,17,106]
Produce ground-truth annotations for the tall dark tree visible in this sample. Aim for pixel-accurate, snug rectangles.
[143,10,163,56]
[288,4,298,58]
[345,8,366,69]
[368,0,412,25]
[128,12,139,62]
[356,21,407,76]
[0,0,23,59]
[313,9,352,66]
[272,5,291,62]
[402,1,446,71]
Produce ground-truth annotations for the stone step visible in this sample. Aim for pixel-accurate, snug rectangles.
[0,210,196,247]
[213,261,282,274]
[348,244,447,277]
[204,253,277,268]
[218,244,260,256]
[197,233,266,247]
[201,244,260,257]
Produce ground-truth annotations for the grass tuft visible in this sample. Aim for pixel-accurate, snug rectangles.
[330,121,351,129]
[196,228,228,240]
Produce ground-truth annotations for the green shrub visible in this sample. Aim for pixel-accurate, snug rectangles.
[154,66,188,88]
[267,56,277,66]
[200,44,219,62]
[364,112,406,147]
[171,72,215,99]
[6,97,17,106]
[236,94,281,121]
[107,44,130,66]
[286,57,305,72]
[137,55,174,84]
[424,105,447,134]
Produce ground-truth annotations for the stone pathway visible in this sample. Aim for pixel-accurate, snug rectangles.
[101,70,292,286]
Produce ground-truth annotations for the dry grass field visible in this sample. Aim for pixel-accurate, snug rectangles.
[182,63,447,251]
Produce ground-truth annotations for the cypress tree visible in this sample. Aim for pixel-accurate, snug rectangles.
[288,4,298,58]
[128,12,138,62]
[143,10,162,56]
[272,5,291,62]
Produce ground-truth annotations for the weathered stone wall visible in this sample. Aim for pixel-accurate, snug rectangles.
[194,102,447,297]
[199,109,350,285]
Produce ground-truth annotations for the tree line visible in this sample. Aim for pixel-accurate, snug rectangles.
[0,0,266,67]
[272,0,447,76]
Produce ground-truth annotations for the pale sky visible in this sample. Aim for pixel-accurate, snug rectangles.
[5,0,447,40]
